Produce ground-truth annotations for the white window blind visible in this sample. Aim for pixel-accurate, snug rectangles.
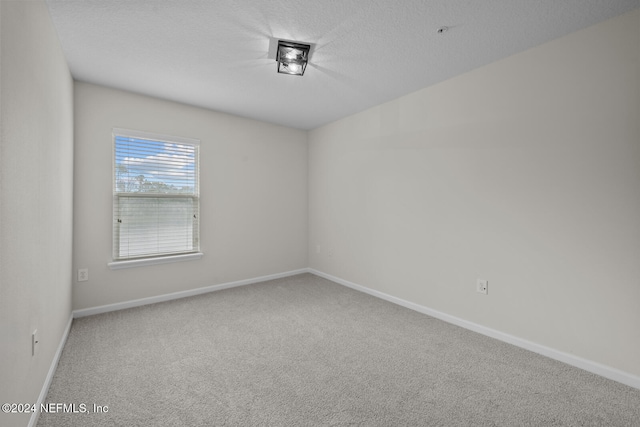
[113,128,199,261]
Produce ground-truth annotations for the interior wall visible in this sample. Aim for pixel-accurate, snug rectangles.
[0,1,74,426]
[308,9,640,377]
[73,82,308,310]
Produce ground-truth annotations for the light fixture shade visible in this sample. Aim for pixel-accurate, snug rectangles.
[276,40,310,76]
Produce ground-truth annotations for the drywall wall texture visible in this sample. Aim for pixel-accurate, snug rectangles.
[308,9,640,377]
[0,1,74,426]
[73,82,308,310]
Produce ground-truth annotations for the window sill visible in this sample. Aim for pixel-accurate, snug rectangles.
[108,252,203,270]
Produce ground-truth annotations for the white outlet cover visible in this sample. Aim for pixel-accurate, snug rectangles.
[78,268,89,282]
[32,329,39,356]
[477,279,488,295]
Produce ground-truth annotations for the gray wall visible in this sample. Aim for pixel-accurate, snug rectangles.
[308,10,640,377]
[0,1,74,426]
[72,83,308,310]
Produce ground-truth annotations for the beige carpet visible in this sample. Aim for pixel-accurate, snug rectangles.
[38,273,640,426]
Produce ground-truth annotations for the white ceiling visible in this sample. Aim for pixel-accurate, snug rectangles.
[45,0,638,130]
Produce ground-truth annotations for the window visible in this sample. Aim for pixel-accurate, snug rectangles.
[111,128,200,266]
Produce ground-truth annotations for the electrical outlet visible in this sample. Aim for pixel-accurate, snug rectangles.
[316,245,321,254]
[32,329,39,356]
[78,268,89,282]
[477,279,488,295]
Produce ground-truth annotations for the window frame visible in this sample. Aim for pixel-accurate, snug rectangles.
[108,128,203,269]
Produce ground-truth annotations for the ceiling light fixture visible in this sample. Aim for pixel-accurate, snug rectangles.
[276,40,310,76]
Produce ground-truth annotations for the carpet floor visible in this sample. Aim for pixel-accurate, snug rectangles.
[38,273,640,426]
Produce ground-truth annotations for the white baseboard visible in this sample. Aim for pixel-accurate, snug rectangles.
[28,314,73,427]
[73,268,310,318]
[308,268,640,391]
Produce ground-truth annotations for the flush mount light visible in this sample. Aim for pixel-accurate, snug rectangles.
[276,40,310,76]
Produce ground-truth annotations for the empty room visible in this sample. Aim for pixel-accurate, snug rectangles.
[1,0,639,426]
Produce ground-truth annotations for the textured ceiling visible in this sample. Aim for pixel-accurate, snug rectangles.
[45,0,639,130]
